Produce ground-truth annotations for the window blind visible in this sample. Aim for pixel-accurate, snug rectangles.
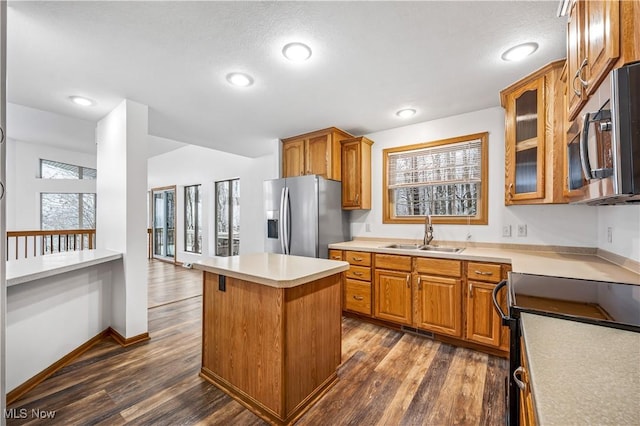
[388,139,482,189]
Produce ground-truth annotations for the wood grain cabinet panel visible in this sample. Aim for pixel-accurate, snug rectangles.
[414,257,462,277]
[465,281,502,347]
[501,60,566,205]
[374,269,412,325]
[328,249,343,261]
[467,262,502,283]
[414,275,462,337]
[374,254,412,272]
[346,265,372,281]
[281,127,353,181]
[341,136,373,210]
[344,279,372,316]
[344,251,371,267]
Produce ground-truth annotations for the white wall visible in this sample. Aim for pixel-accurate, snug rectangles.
[6,260,115,391]
[5,138,96,230]
[597,206,640,262]
[148,143,278,263]
[354,106,600,247]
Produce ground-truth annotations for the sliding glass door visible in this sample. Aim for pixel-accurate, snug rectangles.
[215,178,240,256]
[152,186,176,262]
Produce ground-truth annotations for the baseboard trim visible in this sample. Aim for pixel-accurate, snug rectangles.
[108,327,150,347]
[7,329,110,405]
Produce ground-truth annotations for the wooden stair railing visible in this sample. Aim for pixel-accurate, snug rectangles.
[6,229,96,261]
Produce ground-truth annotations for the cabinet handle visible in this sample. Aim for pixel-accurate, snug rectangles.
[469,283,473,297]
[332,256,341,260]
[353,271,363,276]
[507,183,514,200]
[417,276,422,290]
[577,57,588,87]
[352,256,363,262]
[353,295,364,301]
[474,270,493,276]
[513,366,526,391]
[355,193,359,204]
[406,274,410,288]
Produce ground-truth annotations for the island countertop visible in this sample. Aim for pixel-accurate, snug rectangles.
[193,252,349,288]
[520,313,640,425]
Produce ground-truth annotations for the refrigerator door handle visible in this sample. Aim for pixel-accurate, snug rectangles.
[284,187,291,254]
[279,187,287,254]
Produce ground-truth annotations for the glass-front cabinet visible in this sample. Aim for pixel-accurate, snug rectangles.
[501,59,567,206]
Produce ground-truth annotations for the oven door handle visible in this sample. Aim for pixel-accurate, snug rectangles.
[492,280,510,326]
[579,112,593,181]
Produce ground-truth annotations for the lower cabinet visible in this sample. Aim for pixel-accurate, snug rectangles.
[414,275,462,337]
[517,337,537,425]
[465,281,501,347]
[345,278,372,315]
[374,269,412,325]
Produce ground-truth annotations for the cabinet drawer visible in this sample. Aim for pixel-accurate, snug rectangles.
[328,249,343,261]
[467,262,502,283]
[346,265,372,281]
[374,254,412,272]
[345,251,371,266]
[414,258,461,277]
[345,279,372,315]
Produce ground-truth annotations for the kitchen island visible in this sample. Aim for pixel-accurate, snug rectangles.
[193,253,349,426]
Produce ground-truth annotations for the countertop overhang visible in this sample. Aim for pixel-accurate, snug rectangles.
[193,252,349,288]
[6,249,123,287]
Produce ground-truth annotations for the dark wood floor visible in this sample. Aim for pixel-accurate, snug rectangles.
[8,260,508,425]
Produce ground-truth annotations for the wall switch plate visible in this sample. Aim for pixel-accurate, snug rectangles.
[517,224,527,237]
[502,225,512,237]
[607,227,613,243]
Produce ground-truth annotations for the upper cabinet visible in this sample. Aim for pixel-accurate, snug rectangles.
[501,60,566,205]
[281,127,353,181]
[567,0,640,121]
[340,136,373,210]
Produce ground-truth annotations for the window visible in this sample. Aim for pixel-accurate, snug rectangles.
[40,159,96,180]
[184,185,202,254]
[215,178,240,256]
[383,132,488,225]
[41,193,96,230]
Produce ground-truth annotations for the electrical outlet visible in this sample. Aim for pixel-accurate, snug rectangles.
[517,224,527,237]
[365,223,371,232]
[502,225,512,237]
[607,227,613,243]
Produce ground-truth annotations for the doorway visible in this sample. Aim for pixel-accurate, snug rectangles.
[152,186,176,263]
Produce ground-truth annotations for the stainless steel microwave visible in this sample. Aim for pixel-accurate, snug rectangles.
[567,61,640,205]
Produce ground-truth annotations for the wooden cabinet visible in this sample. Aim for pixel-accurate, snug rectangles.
[374,254,412,325]
[517,337,537,426]
[341,137,373,210]
[464,262,509,350]
[501,59,566,205]
[342,251,373,316]
[281,127,353,181]
[413,258,463,337]
[566,0,640,121]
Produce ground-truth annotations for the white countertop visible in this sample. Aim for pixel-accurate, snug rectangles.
[6,249,123,287]
[520,313,640,425]
[329,240,640,285]
[193,252,349,288]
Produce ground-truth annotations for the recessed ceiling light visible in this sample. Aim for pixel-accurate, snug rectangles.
[226,72,254,87]
[69,96,96,107]
[396,108,416,118]
[501,42,539,62]
[282,42,312,62]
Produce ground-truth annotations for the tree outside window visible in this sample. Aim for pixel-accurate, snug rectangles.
[184,185,202,254]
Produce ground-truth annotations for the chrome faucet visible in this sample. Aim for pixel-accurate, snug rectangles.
[423,214,434,246]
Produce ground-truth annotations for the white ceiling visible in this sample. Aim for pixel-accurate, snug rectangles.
[7,1,567,158]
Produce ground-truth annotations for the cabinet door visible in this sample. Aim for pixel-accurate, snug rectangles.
[466,281,501,348]
[374,270,412,325]
[282,139,305,178]
[341,140,361,208]
[505,77,545,203]
[584,0,619,95]
[567,0,585,120]
[414,275,462,337]
[306,134,331,178]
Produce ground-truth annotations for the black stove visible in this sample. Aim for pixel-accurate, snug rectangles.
[493,272,640,426]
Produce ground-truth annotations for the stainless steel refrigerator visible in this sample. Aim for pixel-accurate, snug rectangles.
[264,175,350,259]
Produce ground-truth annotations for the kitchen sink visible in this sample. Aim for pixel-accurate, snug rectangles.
[381,243,423,250]
[380,244,464,253]
[419,245,464,253]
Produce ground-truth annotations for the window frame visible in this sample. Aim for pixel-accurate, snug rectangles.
[40,192,97,230]
[40,159,96,180]
[184,184,202,254]
[382,132,489,225]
